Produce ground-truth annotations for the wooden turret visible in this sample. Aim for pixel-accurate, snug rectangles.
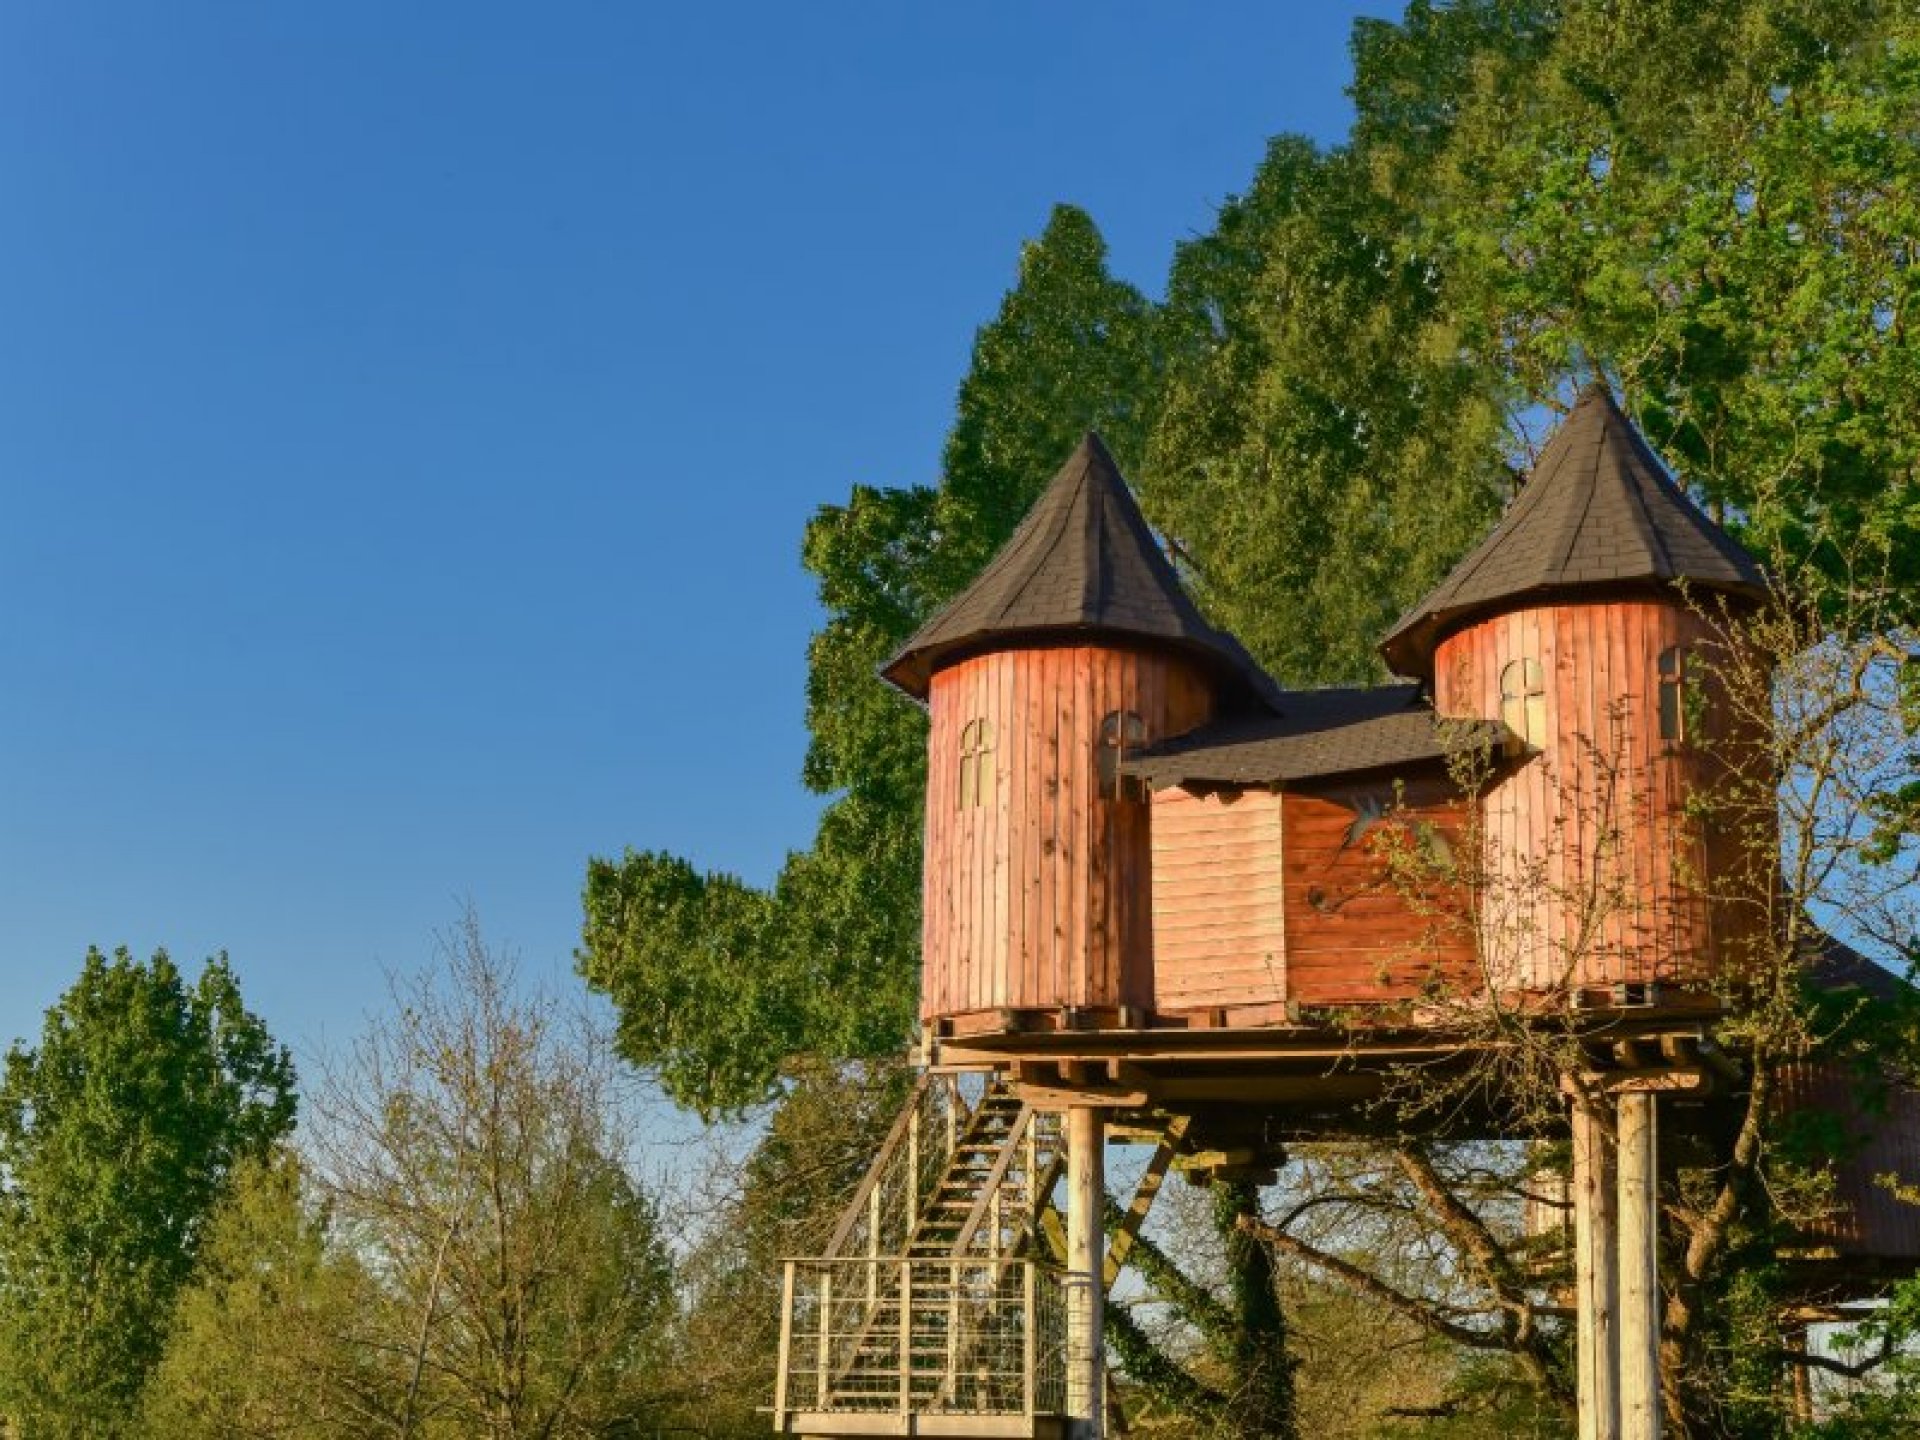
[882,435,1277,1026]
[1381,386,1772,998]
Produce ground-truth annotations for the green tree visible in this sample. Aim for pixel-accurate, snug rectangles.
[1398,0,1920,610]
[580,204,1158,1116]
[0,948,296,1438]
[1147,137,1507,685]
[142,1148,381,1440]
[311,918,676,1439]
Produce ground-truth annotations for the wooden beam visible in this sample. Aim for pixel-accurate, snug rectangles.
[1013,1084,1149,1110]
[1563,1068,1709,1096]
[1618,1094,1661,1439]
[953,1105,1036,1253]
[1104,1116,1188,1289]
[1573,1097,1621,1440]
[1067,1107,1106,1439]
[1147,1074,1383,1105]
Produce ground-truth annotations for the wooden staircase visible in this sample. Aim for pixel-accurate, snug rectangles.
[774,1071,1072,1434]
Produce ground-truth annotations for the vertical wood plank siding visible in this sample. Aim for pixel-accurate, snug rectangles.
[1433,597,1762,994]
[921,644,1211,1020]
[1773,1063,1920,1261]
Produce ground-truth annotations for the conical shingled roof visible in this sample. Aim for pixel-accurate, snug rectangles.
[882,433,1282,709]
[1380,386,1768,678]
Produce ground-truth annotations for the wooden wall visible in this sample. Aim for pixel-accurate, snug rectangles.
[1150,788,1287,1012]
[1432,597,1768,993]
[1149,776,1474,1014]
[921,643,1212,1021]
[1282,776,1478,1005]
[1775,1063,1920,1262]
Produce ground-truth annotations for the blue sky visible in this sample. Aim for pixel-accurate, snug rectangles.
[0,3,1393,1086]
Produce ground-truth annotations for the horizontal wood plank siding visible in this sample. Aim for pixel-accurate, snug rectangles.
[1774,1063,1920,1260]
[1282,777,1477,1005]
[1151,787,1287,1012]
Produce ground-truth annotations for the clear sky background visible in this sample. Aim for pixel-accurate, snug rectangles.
[0,3,1395,1095]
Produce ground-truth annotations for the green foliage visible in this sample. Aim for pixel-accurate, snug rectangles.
[581,851,786,1118]
[1408,1,1920,612]
[141,1148,376,1439]
[0,948,296,1438]
[1148,137,1507,685]
[580,205,1158,1116]
[319,920,677,1439]
[143,923,680,1440]
[1213,1181,1298,1438]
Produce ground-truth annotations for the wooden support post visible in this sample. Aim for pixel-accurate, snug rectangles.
[816,1268,833,1409]
[1023,1260,1038,1418]
[1067,1106,1106,1439]
[774,1260,795,1429]
[899,1259,913,1412]
[868,1185,882,1307]
[1573,1095,1620,1440]
[1618,1092,1661,1440]
[1788,1323,1814,1424]
[907,1104,921,1232]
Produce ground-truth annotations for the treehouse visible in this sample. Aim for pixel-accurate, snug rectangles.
[773,391,1915,1440]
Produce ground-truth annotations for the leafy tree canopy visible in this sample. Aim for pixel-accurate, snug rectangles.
[0,948,296,1438]
[581,205,1157,1116]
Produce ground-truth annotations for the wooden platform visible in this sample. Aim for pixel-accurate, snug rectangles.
[926,1005,1733,1166]
[778,1414,1069,1439]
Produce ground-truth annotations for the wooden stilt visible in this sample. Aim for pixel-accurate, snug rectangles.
[1788,1323,1814,1424]
[1067,1106,1106,1440]
[1617,1093,1661,1439]
[1573,1095,1621,1440]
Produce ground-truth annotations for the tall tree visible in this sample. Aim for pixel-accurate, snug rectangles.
[1148,137,1508,686]
[1400,0,1920,608]
[308,917,676,1440]
[141,1147,382,1440]
[0,948,296,1437]
[580,204,1157,1116]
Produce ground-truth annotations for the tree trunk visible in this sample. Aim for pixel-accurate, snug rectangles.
[1214,1180,1298,1440]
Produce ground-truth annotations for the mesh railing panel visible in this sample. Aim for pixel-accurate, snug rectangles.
[777,1257,1070,1417]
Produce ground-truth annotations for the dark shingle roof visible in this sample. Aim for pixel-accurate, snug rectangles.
[1380,386,1768,679]
[881,433,1282,708]
[1121,684,1498,789]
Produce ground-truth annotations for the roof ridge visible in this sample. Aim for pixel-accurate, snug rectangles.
[1621,419,1679,576]
[994,458,1083,629]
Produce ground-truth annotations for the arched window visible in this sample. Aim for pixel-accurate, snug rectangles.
[1500,658,1547,749]
[1099,709,1148,801]
[1658,646,1704,744]
[957,718,995,809]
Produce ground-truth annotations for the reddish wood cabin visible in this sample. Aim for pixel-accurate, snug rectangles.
[772,391,1915,1440]
[882,387,1775,1043]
